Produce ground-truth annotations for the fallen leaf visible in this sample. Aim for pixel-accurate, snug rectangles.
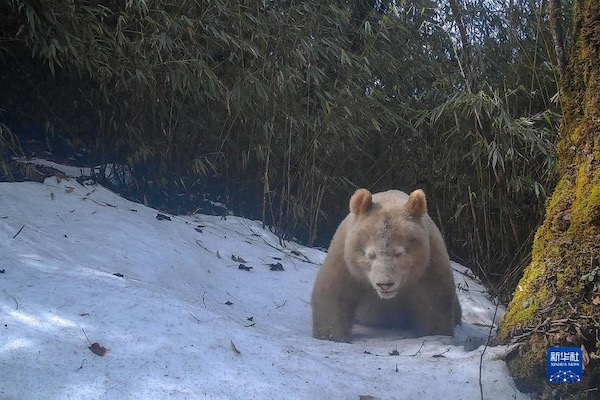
[231,255,247,263]
[238,264,253,271]
[195,239,210,252]
[156,213,171,221]
[592,296,600,306]
[269,262,284,271]
[225,301,233,306]
[194,227,203,233]
[230,340,241,355]
[88,342,107,356]
[113,273,124,278]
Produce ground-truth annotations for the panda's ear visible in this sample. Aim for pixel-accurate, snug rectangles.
[349,189,373,215]
[406,189,427,217]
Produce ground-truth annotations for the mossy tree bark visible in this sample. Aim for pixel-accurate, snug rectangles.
[496,0,600,396]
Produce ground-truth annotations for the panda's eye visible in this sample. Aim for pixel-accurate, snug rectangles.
[408,236,420,246]
[392,248,405,258]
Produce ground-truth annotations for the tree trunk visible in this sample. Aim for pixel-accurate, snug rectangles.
[496,0,600,396]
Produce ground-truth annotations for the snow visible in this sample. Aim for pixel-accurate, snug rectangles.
[0,166,528,399]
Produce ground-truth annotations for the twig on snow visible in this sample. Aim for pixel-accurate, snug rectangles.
[479,300,500,400]
[82,329,92,345]
[411,339,427,356]
[195,239,210,252]
[275,300,287,309]
[7,294,19,310]
[76,359,87,371]
[12,225,25,239]
[189,313,201,323]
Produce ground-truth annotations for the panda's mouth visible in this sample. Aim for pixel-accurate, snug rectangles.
[377,288,398,299]
[372,278,399,299]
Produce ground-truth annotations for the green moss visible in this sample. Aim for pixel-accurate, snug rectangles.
[568,159,598,228]
[570,125,584,144]
[585,185,600,223]
[506,336,548,393]
[497,260,551,340]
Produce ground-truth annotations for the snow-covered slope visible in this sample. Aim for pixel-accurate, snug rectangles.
[0,173,527,399]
